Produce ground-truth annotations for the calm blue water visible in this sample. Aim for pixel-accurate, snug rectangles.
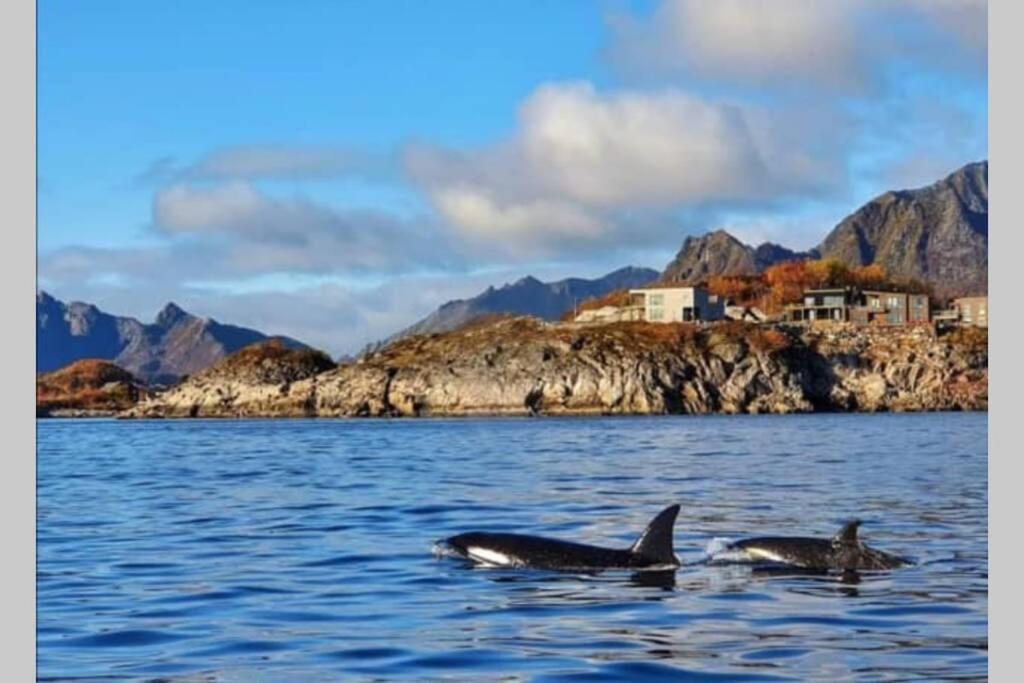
[37,414,987,681]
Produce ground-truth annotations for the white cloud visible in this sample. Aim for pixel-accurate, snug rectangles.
[406,82,841,249]
[150,181,451,273]
[434,186,604,242]
[609,0,863,89]
[607,0,986,90]
[518,83,769,206]
[155,182,273,235]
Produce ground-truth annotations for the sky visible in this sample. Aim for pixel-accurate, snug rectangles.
[37,0,988,356]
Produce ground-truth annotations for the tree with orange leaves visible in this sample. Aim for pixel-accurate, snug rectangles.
[705,275,766,306]
[851,264,887,289]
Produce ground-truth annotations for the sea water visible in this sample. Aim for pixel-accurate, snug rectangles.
[37,413,987,680]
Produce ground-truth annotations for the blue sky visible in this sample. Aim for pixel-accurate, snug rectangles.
[38,0,988,355]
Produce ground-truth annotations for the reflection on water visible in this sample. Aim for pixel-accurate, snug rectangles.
[38,413,987,680]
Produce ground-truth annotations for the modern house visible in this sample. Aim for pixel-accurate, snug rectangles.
[851,291,930,325]
[953,296,988,327]
[787,287,930,325]
[626,285,726,323]
[786,287,858,322]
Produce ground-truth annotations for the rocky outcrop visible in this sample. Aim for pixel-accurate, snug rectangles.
[37,292,309,384]
[659,230,813,284]
[37,359,147,417]
[657,162,987,295]
[125,318,987,418]
[123,340,335,418]
[817,161,988,297]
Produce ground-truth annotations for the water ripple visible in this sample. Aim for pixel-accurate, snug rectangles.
[38,414,987,680]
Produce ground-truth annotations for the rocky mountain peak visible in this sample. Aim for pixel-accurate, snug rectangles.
[817,160,987,297]
[660,230,759,283]
[38,294,309,384]
[155,302,192,328]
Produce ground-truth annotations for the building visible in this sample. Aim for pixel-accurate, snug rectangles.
[852,291,930,325]
[953,296,988,327]
[786,287,858,322]
[787,287,930,325]
[627,285,726,323]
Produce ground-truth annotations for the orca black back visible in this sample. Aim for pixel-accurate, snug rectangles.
[443,504,681,571]
[722,520,910,571]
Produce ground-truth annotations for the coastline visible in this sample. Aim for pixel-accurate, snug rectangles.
[111,319,987,420]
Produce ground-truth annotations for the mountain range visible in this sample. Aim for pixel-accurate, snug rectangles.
[36,292,306,384]
[372,266,659,349]
[39,161,987,379]
[382,161,986,349]
[660,161,988,296]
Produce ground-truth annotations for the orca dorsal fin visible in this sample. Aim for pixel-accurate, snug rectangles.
[629,504,680,565]
[833,519,862,545]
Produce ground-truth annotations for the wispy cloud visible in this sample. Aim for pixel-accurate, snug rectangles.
[134,144,392,186]
[150,181,454,273]
[605,0,987,92]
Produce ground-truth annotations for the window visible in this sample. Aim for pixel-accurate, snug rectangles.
[649,307,664,321]
[649,293,664,306]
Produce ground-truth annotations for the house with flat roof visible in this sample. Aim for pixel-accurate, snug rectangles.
[852,291,930,325]
[787,287,931,325]
[786,287,858,322]
[627,285,725,323]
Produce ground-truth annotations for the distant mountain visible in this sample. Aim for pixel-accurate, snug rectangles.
[378,266,659,347]
[659,162,987,296]
[37,292,307,384]
[659,230,814,283]
[817,161,988,297]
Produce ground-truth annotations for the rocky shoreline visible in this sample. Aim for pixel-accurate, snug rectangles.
[121,319,987,419]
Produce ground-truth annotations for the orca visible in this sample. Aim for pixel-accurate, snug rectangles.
[442,504,681,571]
[714,520,911,571]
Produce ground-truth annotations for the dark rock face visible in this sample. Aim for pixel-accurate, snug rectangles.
[36,292,308,384]
[753,242,817,271]
[660,231,813,283]
[817,161,988,297]
[658,162,987,295]
[381,266,659,345]
[660,230,758,283]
